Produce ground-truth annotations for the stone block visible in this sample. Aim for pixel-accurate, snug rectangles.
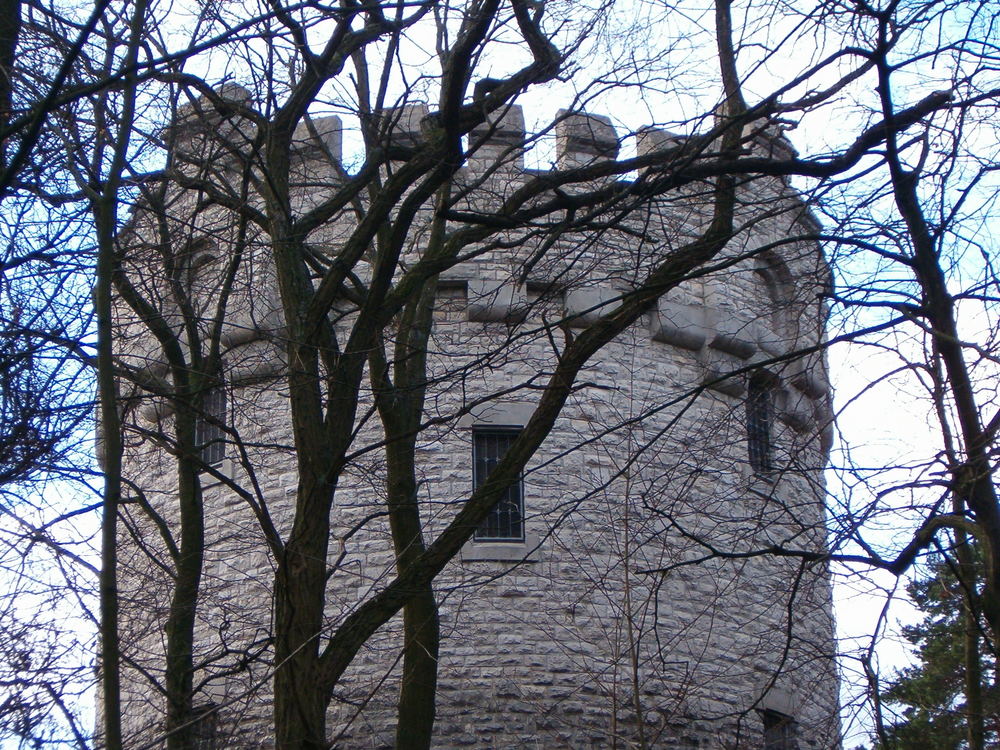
[650,299,709,351]
[173,83,252,130]
[291,115,343,162]
[471,104,525,150]
[375,103,429,154]
[756,322,789,358]
[635,127,687,161]
[774,388,812,432]
[224,338,285,385]
[466,278,528,323]
[702,367,746,398]
[167,84,255,159]
[564,286,621,327]
[556,110,619,167]
[708,310,758,360]
[791,370,827,399]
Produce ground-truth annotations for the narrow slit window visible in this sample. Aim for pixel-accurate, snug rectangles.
[196,387,226,467]
[747,376,773,476]
[473,429,524,542]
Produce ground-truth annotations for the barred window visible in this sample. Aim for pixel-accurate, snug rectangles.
[196,387,226,467]
[762,710,797,750]
[473,429,524,542]
[747,375,773,476]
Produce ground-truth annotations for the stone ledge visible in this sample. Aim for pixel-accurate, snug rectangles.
[650,299,708,351]
[757,685,796,716]
[458,400,536,428]
[564,286,620,328]
[461,532,541,563]
[201,457,235,489]
[467,279,528,323]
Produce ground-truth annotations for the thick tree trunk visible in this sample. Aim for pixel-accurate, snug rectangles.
[163,409,205,750]
[264,117,354,747]
[375,276,442,750]
[955,526,986,750]
[273,469,334,750]
[384,436,440,750]
[395,589,440,749]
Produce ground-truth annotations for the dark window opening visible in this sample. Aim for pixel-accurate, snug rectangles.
[762,709,797,750]
[747,375,773,476]
[473,429,524,542]
[196,387,226,467]
[190,703,218,750]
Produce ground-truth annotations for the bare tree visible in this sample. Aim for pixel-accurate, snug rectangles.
[96,0,984,748]
[805,2,1000,747]
[1,0,995,747]
[0,0,117,744]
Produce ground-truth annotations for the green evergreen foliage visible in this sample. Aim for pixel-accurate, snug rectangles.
[880,556,998,749]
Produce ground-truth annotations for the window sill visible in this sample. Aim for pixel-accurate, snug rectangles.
[461,532,541,563]
[201,458,234,489]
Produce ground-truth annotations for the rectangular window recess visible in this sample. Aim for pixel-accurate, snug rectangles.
[747,375,774,477]
[472,428,524,542]
[196,386,227,468]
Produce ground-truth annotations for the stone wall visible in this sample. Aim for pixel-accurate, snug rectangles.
[115,86,840,748]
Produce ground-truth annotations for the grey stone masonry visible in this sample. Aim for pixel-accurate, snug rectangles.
[116,87,841,749]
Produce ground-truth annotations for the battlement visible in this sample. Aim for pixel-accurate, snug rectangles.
[153,83,830,448]
[165,82,803,182]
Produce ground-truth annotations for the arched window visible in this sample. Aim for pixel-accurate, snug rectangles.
[753,252,798,351]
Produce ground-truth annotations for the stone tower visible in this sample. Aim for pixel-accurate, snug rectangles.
[115,85,840,748]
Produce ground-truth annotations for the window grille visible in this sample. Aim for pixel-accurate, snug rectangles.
[747,376,773,476]
[762,709,797,750]
[473,430,524,542]
[196,387,226,467]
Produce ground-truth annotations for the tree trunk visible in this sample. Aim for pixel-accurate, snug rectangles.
[273,470,334,750]
[374,275,442,750]
[163,407,205,750]
[386,446,440,750]
[955,527,986,750]
[395,585,440,749]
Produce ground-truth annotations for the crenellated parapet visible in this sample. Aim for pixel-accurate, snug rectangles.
[151,84,831,448]
[164,84,810,203]
[148,85,834,478]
